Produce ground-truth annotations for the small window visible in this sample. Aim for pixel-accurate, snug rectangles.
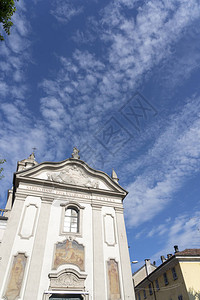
[155,279,159,290]
[178,295,183,300]
[172,267,177,280]
[149,283,153,295]
[143,289,146,299]
[163,272,168,285]
[64,207,79,233]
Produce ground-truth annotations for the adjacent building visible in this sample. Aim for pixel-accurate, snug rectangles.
[133,248,200,300]
[0,148,135,300]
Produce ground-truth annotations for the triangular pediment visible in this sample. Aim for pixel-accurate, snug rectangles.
[15,159,127,195]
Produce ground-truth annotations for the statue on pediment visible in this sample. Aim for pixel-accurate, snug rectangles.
[71,147,80,159]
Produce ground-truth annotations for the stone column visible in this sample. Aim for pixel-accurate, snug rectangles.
[24,198,52,299]
[115,207,135,300]
[92,204,106,300]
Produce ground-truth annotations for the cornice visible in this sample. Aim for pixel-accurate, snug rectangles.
[15,177,126,199]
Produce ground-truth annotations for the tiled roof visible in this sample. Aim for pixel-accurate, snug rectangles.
[176,249,200,256]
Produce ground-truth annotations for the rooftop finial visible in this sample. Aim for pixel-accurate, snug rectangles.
[71,147,80,159]
[28,152,35,160]
[111,169,119,184]
[28,147,37,160]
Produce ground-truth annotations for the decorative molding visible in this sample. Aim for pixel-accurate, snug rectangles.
[91,203,102,210]
[14,192,27,201]
[16,159,128,198]
[41,196,54,203]
[23,185,124,204]
[49,268,87,291]
[114,207,124,213]
[19,204,38,239]
[104,214,116,246]
[60,201,85,210]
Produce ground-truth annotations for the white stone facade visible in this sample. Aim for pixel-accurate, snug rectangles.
[0,153,135,300]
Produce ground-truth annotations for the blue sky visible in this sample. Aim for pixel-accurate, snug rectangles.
[0,0,200,271]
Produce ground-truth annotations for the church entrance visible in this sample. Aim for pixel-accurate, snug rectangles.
[49,295,83,300]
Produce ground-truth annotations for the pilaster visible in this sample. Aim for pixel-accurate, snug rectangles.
[115,207,135,299]
[92,204,106,300]
[23,199,52,299]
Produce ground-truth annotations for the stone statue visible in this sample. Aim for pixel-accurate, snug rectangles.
[71,147,80,159]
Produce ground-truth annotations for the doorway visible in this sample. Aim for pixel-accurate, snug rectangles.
[49,295,83,300]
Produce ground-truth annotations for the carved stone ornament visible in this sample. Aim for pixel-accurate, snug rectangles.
[47,165,99,188]
[71,147,80,159]
[49,268,87,291]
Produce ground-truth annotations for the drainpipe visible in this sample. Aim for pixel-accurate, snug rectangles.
[144,259,157,300]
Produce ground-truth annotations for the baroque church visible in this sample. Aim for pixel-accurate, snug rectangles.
[0,148,135,300]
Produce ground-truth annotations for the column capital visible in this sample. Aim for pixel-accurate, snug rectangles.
[91,203,102,210]
[41,196,54,204]
[114,206,124,213]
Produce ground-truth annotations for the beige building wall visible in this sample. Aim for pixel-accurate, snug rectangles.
[180,261,200,299]
[135,262,189,300]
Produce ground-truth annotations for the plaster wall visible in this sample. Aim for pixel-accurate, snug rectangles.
[0,195,41,300]
[101,206,125,299]
[0,220,7,242]
[180,261,200,298]
[37,197,93,300]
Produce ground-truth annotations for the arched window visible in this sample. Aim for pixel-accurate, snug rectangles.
[64,207,79,233]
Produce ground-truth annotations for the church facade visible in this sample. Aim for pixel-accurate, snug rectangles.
[0,149,135,300]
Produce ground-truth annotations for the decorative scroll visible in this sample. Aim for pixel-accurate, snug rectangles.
[4,253,27,300]
[53,239,84,271]
[107,259,121,300]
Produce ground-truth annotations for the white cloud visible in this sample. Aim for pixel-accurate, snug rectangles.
[51,0,84,23]
[150,212,200,264]
[124,97,200,227]
[0,1,31,101]
[41,0,200,137]
[40,97,71,131]
[36,0,200,176]
[99,0,200,90]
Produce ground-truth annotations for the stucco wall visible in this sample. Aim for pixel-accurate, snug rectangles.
[180,261,200,299]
